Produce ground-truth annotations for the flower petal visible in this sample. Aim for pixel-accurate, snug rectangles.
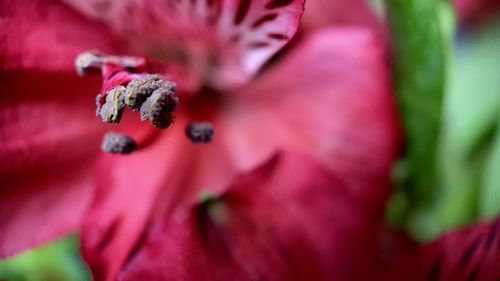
[302,0,383,32]
[454,0,500,24]
[421,218,500,281]
[0,0,123,72]
[0,71,106,257]
[61,0,305,88]
[119,151,385,280]
[81,116,240,281]
[224,28,400,207]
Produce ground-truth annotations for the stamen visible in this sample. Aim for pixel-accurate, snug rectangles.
[75,50,146,76]
[125,74,164,110]
[185,122,214,143]
[76,51,179,129]
[140,85,179,129]
[75,51,104,76]
[101,131,137,154]
[98,86,126,123]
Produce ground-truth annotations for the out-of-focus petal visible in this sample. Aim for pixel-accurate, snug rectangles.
[302,0,382,32]
[0,71,105,257]
[119,152,385,280]
[0,0,124,72]
[61,0,305,89]
[224,28,399,207]
[454,0,500,25]
[421,218,500,281]
[81,116,240,281]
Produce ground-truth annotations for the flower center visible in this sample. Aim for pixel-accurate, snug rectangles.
[76,50,217,152]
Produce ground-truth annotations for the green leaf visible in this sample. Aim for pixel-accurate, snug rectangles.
[436,19,500,234]
[0,235,90,281]
[385,0,449,239]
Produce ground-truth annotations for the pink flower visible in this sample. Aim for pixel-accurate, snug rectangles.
[0,0,399,280]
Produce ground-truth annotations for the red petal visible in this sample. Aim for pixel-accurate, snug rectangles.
[302,0,383,32]
[62,0,305,88]
[81,116,240,281]
[119,151,385,280]
[421,218,500,281]
[0,71,106,256]
[454,0,500,24]
[224,28,400,207]
[0,0,124,72]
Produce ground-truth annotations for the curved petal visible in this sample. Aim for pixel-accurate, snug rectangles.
[421,218,500,281]
[119,151,385,280]
[0,71,106,257]
[0,0,124,72]
[61,0,305,89]
[81,116,241,281]
[302,0,383,32]
[224,27,400,207]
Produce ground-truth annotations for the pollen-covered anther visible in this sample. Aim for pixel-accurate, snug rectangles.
[75,51,104,76]
[140,85,179,129]
[98,86,126,124]
[124,74,165,110]
[185,122,214,143]
[101,131,137,154]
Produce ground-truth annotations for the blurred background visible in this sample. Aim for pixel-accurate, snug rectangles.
[1,0,500,280]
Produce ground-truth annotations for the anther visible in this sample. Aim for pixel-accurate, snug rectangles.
[75,51,104,76]
[185,122,214,143]
[98,86,126,123]
[125,74,165,110]
[101,131,137,154]
[140,86,179,129]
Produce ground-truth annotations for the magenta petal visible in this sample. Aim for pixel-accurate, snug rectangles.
[119,151,385,280]
[0,0,123,72]
[81,116,242,281]
[225,28,400,207]
[62,0,305,88]
[454,0,500,24]
[81,128,187,281]
[422,218,500,281]
[0,71,105,257]
[302,0,382,32]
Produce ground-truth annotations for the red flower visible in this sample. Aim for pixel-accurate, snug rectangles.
[0,0,399,280]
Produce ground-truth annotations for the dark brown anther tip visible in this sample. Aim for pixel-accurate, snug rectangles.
[140,86,179,129]
[101,131,137,154]
[124,74,164,110]
[185,122,214,143]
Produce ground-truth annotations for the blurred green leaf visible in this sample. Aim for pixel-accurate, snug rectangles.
[385,0,450,238]
[0,235,90,281]
[436,19,500,227]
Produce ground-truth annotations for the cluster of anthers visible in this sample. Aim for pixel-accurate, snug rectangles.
[75,51,214,154]
[75,51,178,129]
